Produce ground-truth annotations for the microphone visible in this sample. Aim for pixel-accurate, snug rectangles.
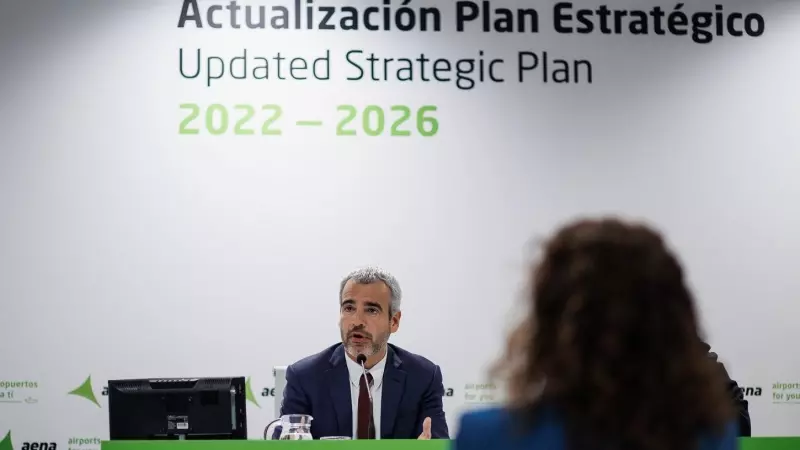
[356,353,374,439]
[356,354,373,402]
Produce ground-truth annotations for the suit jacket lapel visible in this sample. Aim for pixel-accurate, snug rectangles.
[327,345,352,437]
[380,346,406,438]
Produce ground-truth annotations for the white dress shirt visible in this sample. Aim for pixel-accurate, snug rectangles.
[344,352,387,439]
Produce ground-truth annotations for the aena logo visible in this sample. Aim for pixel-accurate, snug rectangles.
[0,432,57,450]
[20,443,56,450]
[743,386,763,396]
[0,431,12,450]
[245,377,260,408]
[261,386,276,397]
[67,376,101,407]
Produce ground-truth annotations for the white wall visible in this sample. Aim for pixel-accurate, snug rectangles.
[1,0,798,445]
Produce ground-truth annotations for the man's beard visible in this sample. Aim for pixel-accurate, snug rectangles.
[342,329,387,358]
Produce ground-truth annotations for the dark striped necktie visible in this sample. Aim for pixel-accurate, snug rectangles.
[356,372,375,439]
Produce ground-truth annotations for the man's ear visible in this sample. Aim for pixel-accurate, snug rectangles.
[390,311,401,333]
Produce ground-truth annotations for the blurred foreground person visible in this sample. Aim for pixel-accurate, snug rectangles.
[702,342,752,436]
[455,218,738,450]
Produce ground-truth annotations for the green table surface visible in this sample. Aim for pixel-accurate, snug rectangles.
[101,438,800,450]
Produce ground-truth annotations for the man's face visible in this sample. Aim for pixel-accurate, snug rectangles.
[339,280,401,359]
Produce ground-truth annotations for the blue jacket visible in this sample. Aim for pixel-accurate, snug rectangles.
[279,343,449,439]
[454,406,738,450]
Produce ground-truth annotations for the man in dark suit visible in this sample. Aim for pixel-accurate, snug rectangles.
[279,266,449,440]
[702,342,752,436]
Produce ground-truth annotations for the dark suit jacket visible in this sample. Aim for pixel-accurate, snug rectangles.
[279,343,449,439]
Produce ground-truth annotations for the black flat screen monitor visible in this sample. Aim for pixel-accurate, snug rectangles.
[107,376,247,439]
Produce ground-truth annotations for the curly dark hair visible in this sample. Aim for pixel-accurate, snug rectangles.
[490,217,735,450]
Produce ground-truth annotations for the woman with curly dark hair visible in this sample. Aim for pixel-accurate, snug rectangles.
[454,218,738,450]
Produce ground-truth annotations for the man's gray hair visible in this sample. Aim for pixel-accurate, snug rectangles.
[339,266,402,315]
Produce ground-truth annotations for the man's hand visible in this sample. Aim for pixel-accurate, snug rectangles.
[417,417,432,440]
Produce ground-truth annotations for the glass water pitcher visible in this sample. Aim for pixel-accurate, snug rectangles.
[264,414,314,440]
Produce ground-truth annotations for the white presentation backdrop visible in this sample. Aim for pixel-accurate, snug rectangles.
[1,0,798,446]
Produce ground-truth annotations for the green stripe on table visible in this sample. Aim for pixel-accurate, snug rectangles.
[102,438,800,450]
